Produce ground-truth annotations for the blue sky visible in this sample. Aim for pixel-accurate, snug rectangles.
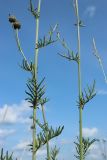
[0,0,107,159]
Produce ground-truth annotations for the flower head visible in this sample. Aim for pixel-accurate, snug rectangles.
[8,14,21,30]
[8,15,17,23]
[13,21,21,30]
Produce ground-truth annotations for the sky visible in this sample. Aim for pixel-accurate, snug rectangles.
[0,0,107,159]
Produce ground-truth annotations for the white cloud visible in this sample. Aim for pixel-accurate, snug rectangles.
[84,6,96,18]
[14,140,30,151]
[14,140,46,160]
[0,129,15,138]
[23,148,46,157]
[97,89,107,95]
[13,140,32,160]
[0,100,31,124]
[87,142,102,160]
[83,127,98,137]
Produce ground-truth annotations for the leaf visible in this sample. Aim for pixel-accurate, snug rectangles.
[36,25,58,49]
[77,80,96,109]
[57,33,79,63]
[74,20,86,27]
[20,59,34,73]
[36,37,57,49]
[35,119,48,131]
[28,0,40,19]
[74,137,97,159]
[29,126,64,152]
[0,148,16,160]
[50,146,60,160]
[25,77,48,108]
[58,52,79,63]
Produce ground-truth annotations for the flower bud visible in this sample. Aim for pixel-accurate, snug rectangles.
[8,15,17,23]
[13,21,21,30]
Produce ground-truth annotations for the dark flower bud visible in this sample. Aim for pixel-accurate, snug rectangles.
[8,15,17,23]
[13,21,21,30]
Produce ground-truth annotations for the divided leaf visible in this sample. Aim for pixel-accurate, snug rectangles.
[0,148,16,160]
[50,146,59,160]
[29,0,40,19]
[29,126,64,152]
[36,36,57,49]
[57,33,79,63]
[58,51,79,63]
[36,119,48,131]
[20,59,35,73]
[74,20,86,27]
[25,77,47,108]
[74,137,97,160]
[36,25,58,49]
[77,80,96,109]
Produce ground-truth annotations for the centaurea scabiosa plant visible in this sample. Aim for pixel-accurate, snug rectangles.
[9,0,64,160]
[58,0,96,159]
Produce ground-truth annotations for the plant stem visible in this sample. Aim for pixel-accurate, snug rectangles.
[41,105,50,160]
[15,30,31,68]
[32,1,41,160]
[75,0,83,160]
[35,0,41,75]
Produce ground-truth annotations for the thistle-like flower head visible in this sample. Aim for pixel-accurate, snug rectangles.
[13,21,21,30]
[8,15,17,23]
[8,14,21,30]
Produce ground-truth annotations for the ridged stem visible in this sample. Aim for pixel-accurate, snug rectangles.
[15,30,31,68]
[32,1,41,160]
[75,0,83,160]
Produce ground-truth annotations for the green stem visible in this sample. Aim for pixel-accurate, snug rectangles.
[75,0,83,160]
[35,0,41,76]
[15,30,30,68]
[32,1,41,160]
[41,105,50,160]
